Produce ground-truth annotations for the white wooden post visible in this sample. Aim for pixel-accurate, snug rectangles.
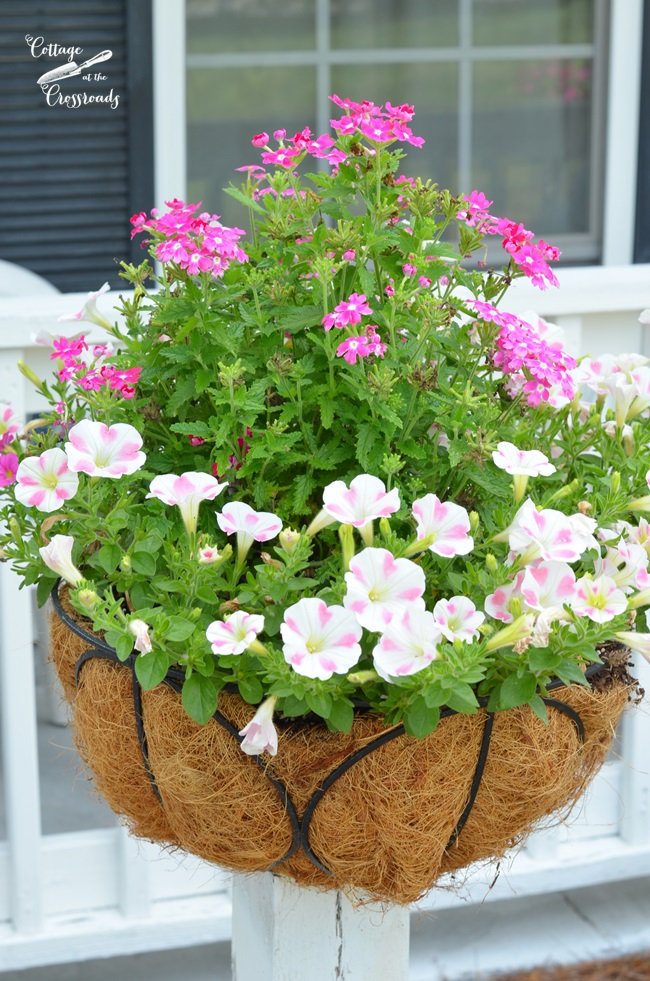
[231,873,410,981]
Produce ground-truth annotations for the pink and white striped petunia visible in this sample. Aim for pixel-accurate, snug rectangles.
[39,534,83,586]
[410,494,474,557]
[323,474,400,527]
[147,472,227,536]
[433,596,485,643]
[238,695,278,756]
[14,448,79,513]
[280,597,362,680]
[216,501,283,561]
[343,546,426,631]
[573,574,628,623]
[198,545,221,565]
[65,420,146,478]
[58,282,113,331]
[492,442,556,477]
[484,571,526,623]
[507,499,590,564]
[519,561,577,611]
[372,608,442,679]
[595,542,650,593]
[206,610,265,656]
[0,404,19,450]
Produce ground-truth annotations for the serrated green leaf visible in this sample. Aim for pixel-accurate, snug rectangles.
[356,423,377,469]
[223,183,267,215]
[134,649,169,690]
[182,674,219,724]
[170,421,213,438]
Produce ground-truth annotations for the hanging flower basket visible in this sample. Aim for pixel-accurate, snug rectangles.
[51,588,633,905]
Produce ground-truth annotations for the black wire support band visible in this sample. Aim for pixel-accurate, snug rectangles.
[54,587,593,880]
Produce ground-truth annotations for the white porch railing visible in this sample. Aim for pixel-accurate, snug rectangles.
[1,270,650,978]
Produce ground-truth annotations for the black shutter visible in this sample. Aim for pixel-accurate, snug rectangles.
[635,0,650,263]
[0,0,154,292]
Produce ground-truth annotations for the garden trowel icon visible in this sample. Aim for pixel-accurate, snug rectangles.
[37,50,113,88]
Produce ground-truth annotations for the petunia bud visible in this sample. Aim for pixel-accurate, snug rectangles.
[339,523,355,572]
[469,511,480,534]
[485,553,498,574]
[279,528,301,553]
[238,695,278,756]
[120,554,132,572]
[485,614,535,652]
[76,588,99,612]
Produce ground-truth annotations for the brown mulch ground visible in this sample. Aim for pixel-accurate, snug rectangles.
[503,953,650,980]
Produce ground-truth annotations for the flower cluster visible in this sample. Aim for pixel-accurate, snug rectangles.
[131,198,248,278]
[1,96,647,755]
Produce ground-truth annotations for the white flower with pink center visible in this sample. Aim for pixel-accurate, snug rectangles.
[323,474,400,526]
[484,571,525,623]
[508,499,589,564]
[147,472,227,535]
[492,442,556,477]
[206,610,265,656]
[15,448,79,513]
[39,534,83,586]
[411,494,474,557]
[0,404,19,449]
[433,596,485,643]
[343,547,426,631]
[280,597,362,680]
[372,608,442,679]
[65,420,146,478]
[216,501,283,560]
[239,695,278,756]
[198,545,221,565]
[573,575,628,623]
[519,561,577,611]
[597,542,650,593]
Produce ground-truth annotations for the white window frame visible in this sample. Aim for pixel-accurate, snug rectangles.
[152,0,644,269]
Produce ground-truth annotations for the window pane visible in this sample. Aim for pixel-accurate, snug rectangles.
[473,0,594,47]
[472,59,594,237]
[331,0,458,48]
[331,64,458,189]
[186,0,315,54]
[187,67,316,223]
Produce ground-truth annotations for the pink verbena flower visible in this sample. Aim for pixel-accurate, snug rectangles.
[0,404,19,450]
[0,451,19,487]
[329,95,425,148]
[411,494,474,557]
[343,547,426,631]
[206,610,265,656]
[491,319,577,407]
[147,472,228,536]
[281,597,362,680]
[65,421,146,478]
[239,695,278,756]
[322,293,372,331]
[372,608,442,679]
[15,448,79,513]
[336,336,371,364]
[433,596,485,643]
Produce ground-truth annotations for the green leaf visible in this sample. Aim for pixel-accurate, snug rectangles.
[327,698,354,733]
[166,616,196,642]
[169,421,213,439]
[529,694,549,724]
[182,674,219,724]
[444,682,480,714]
[499,673,537,709]
[223,184,267,215]
[554,660,590,686]
[134,649,169,690]
[356,423,377,470]
[95,543,122,575]
[239,675,264,705]
[528,649,561,674]
[305,689,332,719]
[114,633,135,661]
[131,551,157,576]
[36,576,57,608]
[280,695,309,717]
[292,472,316,514]
[404,696,440,738]
[320,398,334,430]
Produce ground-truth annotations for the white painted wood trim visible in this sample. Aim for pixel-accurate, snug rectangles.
[0,563,43,934]
[602,0,645,265]
[231,873,410,981]
[152,0,187,208]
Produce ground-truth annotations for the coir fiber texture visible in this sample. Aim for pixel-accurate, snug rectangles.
[50,602,634,905]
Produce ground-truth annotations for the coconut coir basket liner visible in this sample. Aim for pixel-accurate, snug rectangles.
[50,587,634,905]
